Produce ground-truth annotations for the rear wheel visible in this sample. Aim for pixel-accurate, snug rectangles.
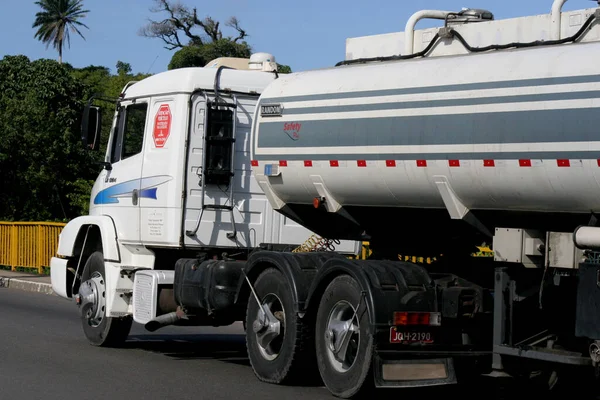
[315,275,374,398]
[245,268,314,384]
[77,251,132,347]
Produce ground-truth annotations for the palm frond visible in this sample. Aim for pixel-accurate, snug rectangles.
[31,0,90,62]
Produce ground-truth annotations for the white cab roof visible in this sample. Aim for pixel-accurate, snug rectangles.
[124,67,277,99]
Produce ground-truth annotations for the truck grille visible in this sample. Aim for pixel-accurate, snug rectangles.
[133,273,154,324]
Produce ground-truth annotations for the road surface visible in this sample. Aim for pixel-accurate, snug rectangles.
[0,287,338,400]
[0,287,538,399]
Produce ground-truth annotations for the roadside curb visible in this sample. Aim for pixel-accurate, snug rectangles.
[0,276,55,296]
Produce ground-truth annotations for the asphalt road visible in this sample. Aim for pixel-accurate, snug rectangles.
[0,287,545,400]
[0,288,338,400]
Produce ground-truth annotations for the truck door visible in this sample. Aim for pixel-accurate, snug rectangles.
[139,98,178,245]
[94,100,148,243]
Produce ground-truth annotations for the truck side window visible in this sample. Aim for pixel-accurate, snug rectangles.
[110,103,148,163]
[110,106,124,164]
[122,103,148,160]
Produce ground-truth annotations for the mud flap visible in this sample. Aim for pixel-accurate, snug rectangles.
[373,354,457,388]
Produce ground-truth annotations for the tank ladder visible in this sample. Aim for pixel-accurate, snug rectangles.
[186,87,238,240]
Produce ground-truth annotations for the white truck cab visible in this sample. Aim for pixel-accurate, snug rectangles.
[50,54,360,330]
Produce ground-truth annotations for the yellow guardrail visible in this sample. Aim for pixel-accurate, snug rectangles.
[0,222,495,274]
[359,242,437,263]
[359,242,494,262]
[0,222,65,273]
[474,246,494,257]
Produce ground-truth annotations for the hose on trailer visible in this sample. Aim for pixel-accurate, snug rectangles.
[336,9,599,67]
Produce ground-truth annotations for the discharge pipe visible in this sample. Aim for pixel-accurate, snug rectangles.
[551,0,568,40]
[574,225,600,250]
[404,10,454,55]
[144,306,187,332]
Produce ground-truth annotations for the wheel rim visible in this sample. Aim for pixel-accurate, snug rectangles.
[324,300,360,373]
[255,293,285,361]
[78,271,106,327]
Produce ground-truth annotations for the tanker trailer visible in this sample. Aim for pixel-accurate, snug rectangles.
[247,0,600,396]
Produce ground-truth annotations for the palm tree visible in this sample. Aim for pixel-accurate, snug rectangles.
[32,0,90,64]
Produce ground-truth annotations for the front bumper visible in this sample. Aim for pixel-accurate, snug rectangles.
[50,257,70,299]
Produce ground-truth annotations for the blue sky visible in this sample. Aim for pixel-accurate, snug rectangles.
[1,0,591,75]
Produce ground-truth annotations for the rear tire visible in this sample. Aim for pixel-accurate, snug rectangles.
[315,275,374,398]
[79,251,132,347]
[245,268,315,384]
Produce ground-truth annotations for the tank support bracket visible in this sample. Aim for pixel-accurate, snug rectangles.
[434,176,492,237]
[310,175,359,225]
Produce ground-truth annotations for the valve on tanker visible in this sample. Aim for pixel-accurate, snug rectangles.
[313,196,326,209]
[446,8,494,26]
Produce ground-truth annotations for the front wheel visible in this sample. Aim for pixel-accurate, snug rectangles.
[77,251,132,347]
[315,275,374,398]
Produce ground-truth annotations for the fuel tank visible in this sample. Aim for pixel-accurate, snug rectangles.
[250,41,600,243]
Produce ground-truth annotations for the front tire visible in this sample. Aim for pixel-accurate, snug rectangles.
[78,251,132,347]
[315,275,374,398]
[245,268,314,384]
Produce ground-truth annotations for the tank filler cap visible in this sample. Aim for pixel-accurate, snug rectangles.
[447,8,494,24]
[249,52,278,72]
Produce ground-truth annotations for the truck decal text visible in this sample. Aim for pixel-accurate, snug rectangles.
[283,122,301,141]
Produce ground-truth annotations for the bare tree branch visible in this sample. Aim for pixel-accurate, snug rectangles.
[226,17,247,43]
[139,0,247,49]
[138,18,184,50]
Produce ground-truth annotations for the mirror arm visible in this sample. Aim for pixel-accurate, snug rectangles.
[94,161,112,171]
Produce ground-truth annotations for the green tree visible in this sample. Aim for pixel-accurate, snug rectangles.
[116,61,132,75]
[32,0,90,64]
[68,64,113,162]
[0,55,95,221]
[168,38,251,70]
[277,64,292,74]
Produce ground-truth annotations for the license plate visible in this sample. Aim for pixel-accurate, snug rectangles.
[389,327,434,344]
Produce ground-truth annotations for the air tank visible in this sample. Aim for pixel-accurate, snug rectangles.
[250,39,600,245]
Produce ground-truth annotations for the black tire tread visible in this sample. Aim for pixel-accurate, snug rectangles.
[246,267,318,385]
[80,251,132,348]
[315,274,374,398]
[93,316,133,348]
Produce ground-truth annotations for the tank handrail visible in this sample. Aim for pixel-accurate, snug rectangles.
[404,10,454,56]
[551,0,568,40]
[404,2,566,54]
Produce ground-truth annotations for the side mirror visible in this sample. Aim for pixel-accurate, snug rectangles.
[81,105,102,151]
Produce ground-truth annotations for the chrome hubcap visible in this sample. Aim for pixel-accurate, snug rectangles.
[77,271,106,327]
[253,293,285,361]
[325,300,360,373]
